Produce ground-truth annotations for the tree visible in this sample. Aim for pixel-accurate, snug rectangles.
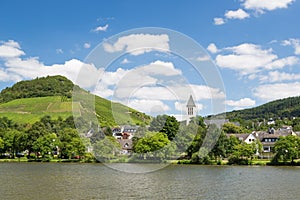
[149,115,168,132]
[90,130,105,144]
[103,127,112,136]
[273,135,300,163]
[210,131,227,161]
[224,135,241,156]
[93,136,121,161]
[69,137,86,158]
[32,133,60,159]
[222,122,246,134]
[292,118,300,131]
[174,123,198,156]
[133,132,170,159]
[149,115,179,140]
[58,128,82,159]
[0,137,4,150]
[186,125,207,158]
[228,142,256,165]
[161,116,179,140]
[26,121,49,156]
[3,130,24,158]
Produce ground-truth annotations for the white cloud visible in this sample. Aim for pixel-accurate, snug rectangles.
[137,60,181,76]
[49,59,102,88]
[225,98,256,107]
[253,82,300,101]
[259,71,300,83]
[242,0,295,13]
[265,56,299,70]
[93,84,114,98]
[127,99,170,114]
[56,49,63,54]
[94,60,182,99]
[225,9,250,19]
[92,24,109,32]
[0,39,226,117]
[2,55,102,88]
[46,60,98,88]
[117,84,225,101]
[214,18,225,25]
[0,68,12,82]
[0,40,104,88]
[121,58,130,64]
[0,40,25,58]
[112,60,180,87]
[103,34,170,56]
[195,55,210,62]
[207,43,219,54]
[248,74,257,80]
[214,0,294,25]
[2,40,21,48]
[83,43,91,49]
[91,59,224,105]
[216,43,277,75]
[215,43,300,78]
[282,39,300,55]
[174,101,184,112]
[98,68,128,87]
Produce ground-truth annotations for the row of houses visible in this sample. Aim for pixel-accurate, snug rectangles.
[227,125,300,158]
[105,125,299,157]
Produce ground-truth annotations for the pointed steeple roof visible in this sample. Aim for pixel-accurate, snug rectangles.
[186,95,196,107]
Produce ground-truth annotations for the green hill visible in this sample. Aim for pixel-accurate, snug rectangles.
[225,96,300,121]
[0,75,75,103]
[0,76,150,126]
[0,96,73,124]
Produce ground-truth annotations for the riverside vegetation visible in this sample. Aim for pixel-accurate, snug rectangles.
[1,114,300,165]
[1,76,300,165]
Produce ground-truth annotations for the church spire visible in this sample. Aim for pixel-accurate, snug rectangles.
[186,95,196,117]
[186,95,196,108]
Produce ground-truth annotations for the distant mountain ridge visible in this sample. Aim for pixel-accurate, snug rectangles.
[225,96,300,120]
[0,76,150,126]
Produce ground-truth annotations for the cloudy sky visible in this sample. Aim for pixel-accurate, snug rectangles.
[1,0,300,118]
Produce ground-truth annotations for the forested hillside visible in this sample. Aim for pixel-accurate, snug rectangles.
[0,76,75,103]
[226,96,300,120]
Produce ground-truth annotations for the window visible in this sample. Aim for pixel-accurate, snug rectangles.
[188,107,193,115]
[264,147,269,152]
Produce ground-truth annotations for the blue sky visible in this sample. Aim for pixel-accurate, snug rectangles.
[1,0,300,118]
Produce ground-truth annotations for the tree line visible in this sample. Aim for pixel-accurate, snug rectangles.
[0,116,87,161]
[1,114,300,164]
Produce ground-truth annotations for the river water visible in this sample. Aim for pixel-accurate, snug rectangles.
[0,163,299,199]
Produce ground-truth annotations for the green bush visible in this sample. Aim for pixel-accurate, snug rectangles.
[228,155,249,165]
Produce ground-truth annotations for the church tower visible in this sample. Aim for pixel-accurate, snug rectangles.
[186,95,196,125]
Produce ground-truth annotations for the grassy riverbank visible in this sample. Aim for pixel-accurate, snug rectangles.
[2,157,300,166]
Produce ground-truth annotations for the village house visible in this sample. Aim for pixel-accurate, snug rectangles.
[227,133,257,144]
[256,126,296,155]
[112,125,139,154]
[227,125,298,158]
